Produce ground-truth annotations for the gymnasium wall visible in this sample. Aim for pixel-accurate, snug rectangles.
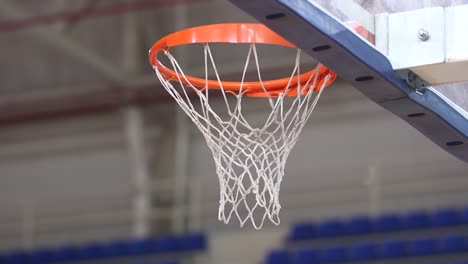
[0,79,466,259]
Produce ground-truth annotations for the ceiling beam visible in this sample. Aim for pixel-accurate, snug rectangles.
[0,0,204,32]
[0,0,129,84]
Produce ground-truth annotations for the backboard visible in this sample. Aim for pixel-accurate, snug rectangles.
[229,0,468,162]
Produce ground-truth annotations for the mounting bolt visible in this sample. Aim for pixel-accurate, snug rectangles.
[418,28,430,41]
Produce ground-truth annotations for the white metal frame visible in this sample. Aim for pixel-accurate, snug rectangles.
[376,4,468,86]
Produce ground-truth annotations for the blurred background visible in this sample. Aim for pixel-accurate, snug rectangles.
[0,0,468,264]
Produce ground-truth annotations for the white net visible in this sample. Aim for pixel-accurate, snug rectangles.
[153,43,332,229]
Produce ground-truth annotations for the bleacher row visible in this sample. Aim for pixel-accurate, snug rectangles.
[266,207,468,264]
[289,208,468,240]
[267,234,468,264]
[0,233,206,264]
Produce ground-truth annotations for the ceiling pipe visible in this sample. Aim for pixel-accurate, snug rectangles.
[0,85,170,126]
[0,81,218,127]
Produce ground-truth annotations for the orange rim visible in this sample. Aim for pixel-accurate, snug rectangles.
[148,23,336,97]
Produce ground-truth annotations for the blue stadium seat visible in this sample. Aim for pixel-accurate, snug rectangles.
[156,235,180,252]
[463,207,468,224]
[432,208,462,227]
[408,237,438,256]
[130,238,158,255]
[373,214,402,232]
[51,246,79,262]
[322,246,347,263]
[179,233,207,251]
[380,240,407,258]
[265,249,290,264]
[77,243,105,260]
[318,220,345,237]
[29,249,52,264]
[103,240,131,257]
[441,235,467,253]
[349,242,377,261]
[403,211,431,229]
[293,248,320,264]
[3,251,28,264]
[290,223,317,241]
[346,216,372,235]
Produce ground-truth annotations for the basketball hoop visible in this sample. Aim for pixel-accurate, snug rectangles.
[149,23,337,229]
